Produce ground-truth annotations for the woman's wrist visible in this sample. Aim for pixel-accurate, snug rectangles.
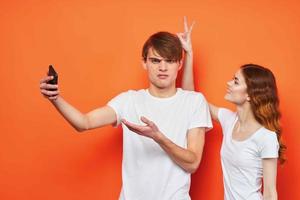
[185,49,193,56]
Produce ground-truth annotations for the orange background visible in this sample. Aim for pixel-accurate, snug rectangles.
[1,0,299,199]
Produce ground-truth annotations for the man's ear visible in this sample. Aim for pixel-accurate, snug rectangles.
[178,60,183,70]
[141,58,147,70]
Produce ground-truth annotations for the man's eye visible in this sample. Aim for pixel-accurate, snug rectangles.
[165,59,176,64]
[150,58,161,64]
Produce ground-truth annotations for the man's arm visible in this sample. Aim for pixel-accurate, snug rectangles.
[122,117,205,173]
[263,158,278,200]
[157,127,205,173]
[40,76,117,132]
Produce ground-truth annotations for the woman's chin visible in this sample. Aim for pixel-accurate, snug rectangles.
[224,94,230,101]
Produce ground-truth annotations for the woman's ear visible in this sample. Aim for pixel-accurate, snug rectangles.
[246,96,251,101]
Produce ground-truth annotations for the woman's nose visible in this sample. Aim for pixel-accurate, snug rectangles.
[227,80,233,86]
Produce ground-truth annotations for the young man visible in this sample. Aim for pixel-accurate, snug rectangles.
[40,31,212,200]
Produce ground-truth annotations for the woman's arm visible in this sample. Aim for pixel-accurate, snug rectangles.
[209,104,220,121]
[178,16,195,91]
[178,17,220,121]
[262,158,278,200]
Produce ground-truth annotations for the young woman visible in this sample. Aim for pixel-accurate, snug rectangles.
[178,18,286,200]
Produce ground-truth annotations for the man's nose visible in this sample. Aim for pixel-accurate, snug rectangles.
[159,61,167,71]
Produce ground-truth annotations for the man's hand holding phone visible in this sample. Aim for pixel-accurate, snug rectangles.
[40,65,59,100]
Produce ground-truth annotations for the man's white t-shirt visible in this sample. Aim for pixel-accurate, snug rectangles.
[218,108,279,200]
[108,89,212,200]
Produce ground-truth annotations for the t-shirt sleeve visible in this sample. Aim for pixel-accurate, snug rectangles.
[107,91,130,127]
[218,108,236,133]
[188,94,213,131]
[260,132,279,158]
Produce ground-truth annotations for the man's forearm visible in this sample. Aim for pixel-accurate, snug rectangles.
[155,132,201,173]
[121,117,204,173]
[50,96,88,132]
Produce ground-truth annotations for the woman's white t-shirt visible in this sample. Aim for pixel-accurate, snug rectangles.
[218,108,279,200]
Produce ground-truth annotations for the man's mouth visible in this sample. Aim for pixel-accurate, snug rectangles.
[157,74,169,79]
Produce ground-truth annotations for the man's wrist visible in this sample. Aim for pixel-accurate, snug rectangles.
[50,95,61,105]
[153,131,166,144]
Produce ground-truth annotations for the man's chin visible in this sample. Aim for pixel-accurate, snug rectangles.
[154,83,171,89]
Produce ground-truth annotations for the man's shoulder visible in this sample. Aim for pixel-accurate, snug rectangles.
[179,89,206,101]
[108,89,147,106]
[114,89,147,99]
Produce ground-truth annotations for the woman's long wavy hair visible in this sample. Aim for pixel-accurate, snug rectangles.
[241,64,286,164]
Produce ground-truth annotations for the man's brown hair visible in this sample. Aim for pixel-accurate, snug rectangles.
[142,31,183,62]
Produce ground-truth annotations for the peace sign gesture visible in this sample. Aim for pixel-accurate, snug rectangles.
[177,16,195,54]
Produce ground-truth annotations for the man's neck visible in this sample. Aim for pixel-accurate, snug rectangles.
[148,85,177,98]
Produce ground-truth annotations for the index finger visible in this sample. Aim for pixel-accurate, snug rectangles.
[122,120,143,132]
[188,21,196,35]
[122,119,139,128]
[184,16,188,32]
[40,76,53,84]
[141,116,153,126]
[189,21,195,32]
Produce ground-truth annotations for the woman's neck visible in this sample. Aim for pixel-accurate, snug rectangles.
[236,103,262,131]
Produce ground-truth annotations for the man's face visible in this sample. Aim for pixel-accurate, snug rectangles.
[142,47,182,90]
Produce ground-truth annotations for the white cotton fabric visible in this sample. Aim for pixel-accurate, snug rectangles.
[218,108,279,200]
[108,89,212,200]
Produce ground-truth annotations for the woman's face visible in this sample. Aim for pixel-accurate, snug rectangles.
[224,69,249,105]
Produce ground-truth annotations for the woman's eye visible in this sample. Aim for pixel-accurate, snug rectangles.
[232,77,238,85]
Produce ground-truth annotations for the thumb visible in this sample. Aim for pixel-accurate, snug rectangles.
[176,33,184,40]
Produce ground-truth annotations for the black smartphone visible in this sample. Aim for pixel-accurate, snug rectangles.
[48,65,58,85]
[47,65,58,91]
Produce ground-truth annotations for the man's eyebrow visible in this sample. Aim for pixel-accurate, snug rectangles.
[148,57,162,60]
